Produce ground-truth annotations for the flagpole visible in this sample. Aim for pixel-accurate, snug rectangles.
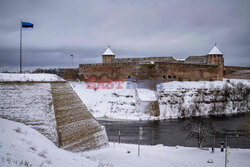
[20,20,22,73]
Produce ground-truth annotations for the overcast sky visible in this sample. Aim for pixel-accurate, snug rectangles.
[0,0,249,69]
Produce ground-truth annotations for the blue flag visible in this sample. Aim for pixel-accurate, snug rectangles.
[22,22,34,29]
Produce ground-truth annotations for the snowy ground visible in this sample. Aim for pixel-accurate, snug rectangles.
[0,118,96,167]
[70,79,250,120]
[1,118,250,167]
[85,143,250,167]
[0,73,64,82]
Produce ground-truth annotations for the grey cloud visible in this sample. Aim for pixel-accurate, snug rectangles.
[0,0,249,69]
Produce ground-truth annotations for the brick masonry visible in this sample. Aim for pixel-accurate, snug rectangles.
[76,56,222,82]
[64,52,249,82]
[224,66,250,79]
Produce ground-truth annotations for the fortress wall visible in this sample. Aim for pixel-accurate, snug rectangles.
[112,56,177,63]
[51,82,108,152]
[207,55,224,80]
[224,66,250,75]
[0,83,59,145]
[78,62,221,82]
[224,66,250,79]
[64,68,79,80]
[155,62,220,81]
[184,55,208,64]
[79,62,139,81]
[135,64,158,81]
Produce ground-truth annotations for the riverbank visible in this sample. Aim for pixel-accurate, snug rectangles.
[96,111,249,122]
[1,118,250,167]
[98,113,250,149]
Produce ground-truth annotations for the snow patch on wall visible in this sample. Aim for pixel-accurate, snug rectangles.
[0,83,58,144]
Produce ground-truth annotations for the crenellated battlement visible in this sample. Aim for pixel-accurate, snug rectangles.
[80,62,139,67]
[112,56,177,63]
[79,60,217,69]
[64,45,230,82]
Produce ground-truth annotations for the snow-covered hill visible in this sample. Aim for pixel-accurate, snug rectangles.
[0,118,97,167]
[1,118,250,167]
[70,79,250,120]
[0,73,109,151]
[158,79,250,119]
[70,81,142,120]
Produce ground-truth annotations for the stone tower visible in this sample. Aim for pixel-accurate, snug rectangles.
[102,46,115,63]
[207,44,224,80]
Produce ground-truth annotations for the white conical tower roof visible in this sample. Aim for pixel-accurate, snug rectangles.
[208,45,223,55]
[103,46,115,55]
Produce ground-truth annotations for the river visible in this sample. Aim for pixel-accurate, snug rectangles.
[98,113,250,148]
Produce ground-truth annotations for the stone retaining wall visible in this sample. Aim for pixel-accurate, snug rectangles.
[51,82,108,152]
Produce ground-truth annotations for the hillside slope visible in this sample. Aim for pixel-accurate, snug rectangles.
[0,118,97,167]
[70,79,250,120]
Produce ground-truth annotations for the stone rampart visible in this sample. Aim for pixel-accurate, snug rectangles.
[184,55,208,64]
[224,66,250,79]
[112,56,177,63]
[51,82,108,152]
[64,53,228,82]
[155,62,220,81]
[64,68,79,80]
[78,61,221,82]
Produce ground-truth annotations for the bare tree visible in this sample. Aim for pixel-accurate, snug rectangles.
[209,88,221,115]
[229,83,238,110]
[191,89,204,116]
[242,87,250,110]
[169,94,175,110]
[221,82,230,112]
[177,95,186,118]
[241,114,250,137]
[184,117,214,148]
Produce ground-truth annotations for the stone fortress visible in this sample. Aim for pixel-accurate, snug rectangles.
[64,45,250,82]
